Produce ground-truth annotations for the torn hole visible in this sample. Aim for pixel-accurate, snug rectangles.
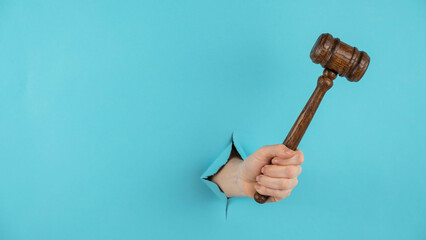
[200,133,245,219]
[204,142,242,182]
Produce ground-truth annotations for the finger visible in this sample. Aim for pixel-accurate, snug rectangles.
[261,165,302,178]
[265,189,292,203]
[271,149,304,166]
[253,144,296,165]
[256,175,298,190]
[254,184,292,202]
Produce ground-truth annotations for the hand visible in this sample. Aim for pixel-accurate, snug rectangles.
[211,144,304,203]
[241,144,303,202]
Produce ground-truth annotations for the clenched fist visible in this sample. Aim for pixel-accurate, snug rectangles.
[211,144,304,203]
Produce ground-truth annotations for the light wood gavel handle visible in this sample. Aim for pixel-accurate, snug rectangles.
[254,69,337,204]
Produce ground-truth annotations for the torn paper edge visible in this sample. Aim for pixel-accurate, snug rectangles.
[200,131,248,219]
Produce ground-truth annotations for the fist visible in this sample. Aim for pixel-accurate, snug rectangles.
[239,144,304,203]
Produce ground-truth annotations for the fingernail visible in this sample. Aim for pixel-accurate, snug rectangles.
[255,183,261,189]
[272,159,279,164]
[256,176,261,182]
[261,167,265,173]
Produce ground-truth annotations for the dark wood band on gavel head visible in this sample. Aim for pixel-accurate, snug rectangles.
[310,33,370,82]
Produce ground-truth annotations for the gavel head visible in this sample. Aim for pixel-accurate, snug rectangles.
[310,33,370,82]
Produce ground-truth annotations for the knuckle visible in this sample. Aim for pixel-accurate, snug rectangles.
[255,146,268,159]
[286,166,297,177]
[273,189,281,197]
[280,180,288,189]
[297,150,304,164]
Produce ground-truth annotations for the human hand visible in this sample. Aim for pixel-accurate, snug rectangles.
[240,144,303,202]
[211,144,303,203]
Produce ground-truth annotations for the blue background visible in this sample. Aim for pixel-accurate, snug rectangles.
[0,0,425,239]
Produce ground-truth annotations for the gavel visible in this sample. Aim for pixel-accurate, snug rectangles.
[254,33,370,204]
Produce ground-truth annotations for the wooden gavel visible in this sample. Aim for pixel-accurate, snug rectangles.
[254,33,370,204]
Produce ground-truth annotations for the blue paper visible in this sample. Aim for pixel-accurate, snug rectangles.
[0,0,425,239]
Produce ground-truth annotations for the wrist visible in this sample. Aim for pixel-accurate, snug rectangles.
[211,157,247,198]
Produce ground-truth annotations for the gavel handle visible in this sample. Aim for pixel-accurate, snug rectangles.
[254,70,336,204]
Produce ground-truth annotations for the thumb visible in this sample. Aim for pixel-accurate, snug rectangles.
[253,144,294,163]
[245,144,295,176]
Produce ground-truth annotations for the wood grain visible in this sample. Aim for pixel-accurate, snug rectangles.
[254,33,370,204]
